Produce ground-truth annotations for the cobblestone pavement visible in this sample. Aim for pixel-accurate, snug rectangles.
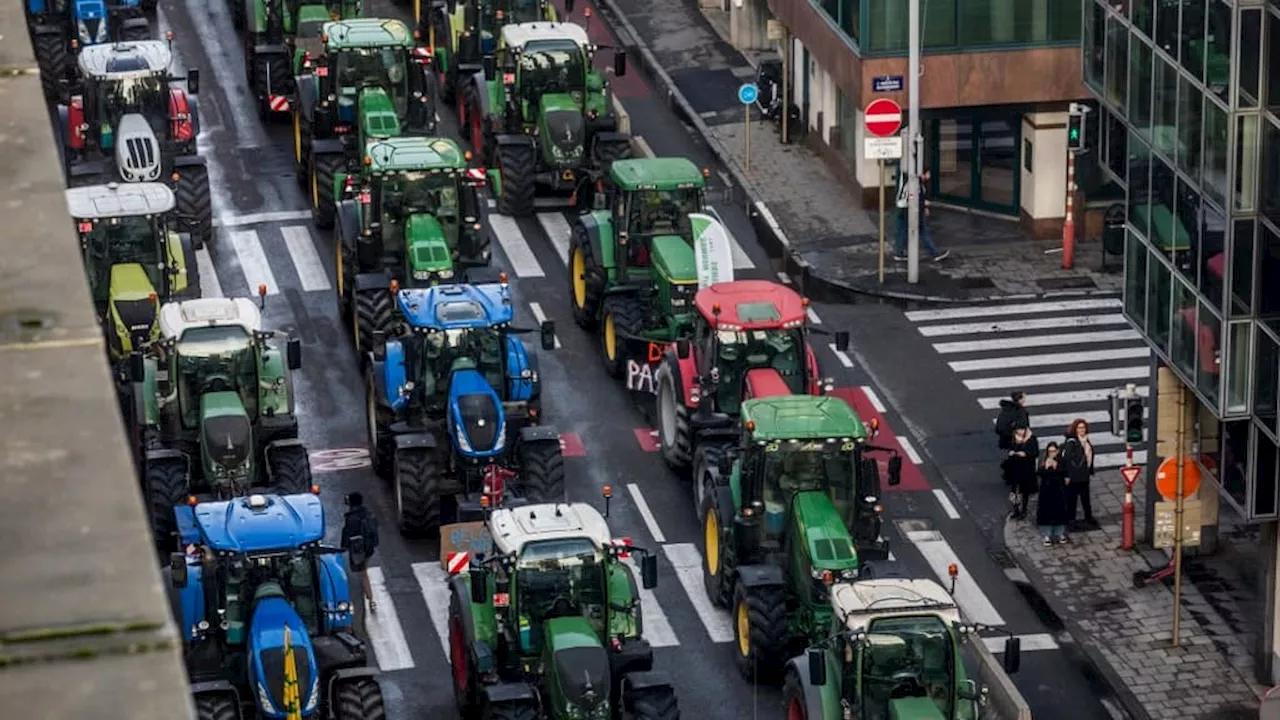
[1005,468,1263,719]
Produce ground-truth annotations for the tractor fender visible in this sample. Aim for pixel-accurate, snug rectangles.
[447,574,497,672]
[355,271,391,292]
[368,359,390,409]
[660,349,698,409]
[493,133,535,149]
[121,17,149,35]
[574,212,608,273]
[783,657,829,719]
[393,432,438,450]
[325,666,380,711]
[336,200,361,253]
[312,138,344,156]
[190,680,239,703]
[145,447,186,465]
[518,425,559,445]
[264,438,307,467]
[463,70,489,116]
[251,43,288,57]
[173,154,206,169]
[591,130,631,150]
[736,563,786,589]
[804,341,821,395]
[296,74,316,121]
[481,682,538,705]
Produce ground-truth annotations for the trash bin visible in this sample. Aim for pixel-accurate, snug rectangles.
[1102,203,1126,256]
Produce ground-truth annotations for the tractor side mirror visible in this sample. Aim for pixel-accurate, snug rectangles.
[540,320,556,351]
[887,455,902,487]
[482,56,496,81]
[675,338,690,359]
[1003,637,1022,674]
[170,552,188,589]
[286,338,302,370]
[834,330,849,353]
[564,0,574,13]
[469,567,488,604]
[129,350,146,383]
[807,648,827,686]
[613,51,627,77]
[372,331,386,361]
[957,679,978,701]
[186,69,199,95]
[640,553,658,589]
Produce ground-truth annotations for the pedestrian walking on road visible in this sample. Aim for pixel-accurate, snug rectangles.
[893,168,950,262]
[1002,424,1039,520]
[341,492,380,636]
[1036,442,1070,545]
[1061,419,1097,529]
[994,391,1029,450]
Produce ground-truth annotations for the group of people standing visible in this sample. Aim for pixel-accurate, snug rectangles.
[996,392,1098,546]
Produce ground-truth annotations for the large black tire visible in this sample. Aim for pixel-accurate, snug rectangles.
[732,582,789,684]
[267,444,312,495]
[229,0,245,30]
[496,142,536,217]
[395,446,439,535]
[179,233,202,299]
[365,368,394,480]
[33,33,67,102]
[333,677,387,720]
[656,358,692,473]
[781,669,809,720]
[517,438,565,503]
[252,53,293,121]
[487,703,538,720]
[174,165,213,250]
[295,112,312,189]
[353,289,394,356]
[448,590,479,716]
[599,294,645,378]
[312,151,344,229]
[630,684,681,720]
[692,442,729,517]
[568,225,606,330]
[585,136,632,208]
[193,693,238,720]
[146,459,188,550]
[700,493,731,608]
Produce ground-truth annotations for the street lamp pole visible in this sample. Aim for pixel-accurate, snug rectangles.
[906,0,921,284]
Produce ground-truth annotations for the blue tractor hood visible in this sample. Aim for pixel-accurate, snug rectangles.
[72,0,106,20]
[178,493,326,553]
[249,589,322,718]
[447,366,506,458]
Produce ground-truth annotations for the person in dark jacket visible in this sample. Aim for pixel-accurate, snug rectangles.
[1061,419,1097,529]
[1002,424,1039,519]
[995,392,1029,450]
[1036,442,1070,545]
[341,492,380,635]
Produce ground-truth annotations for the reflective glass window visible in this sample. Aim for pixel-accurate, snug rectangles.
[1177,76,1202,184]
[1171,277,1199,377]
[1237,8,1259,108]
[1200,201,1226,304]
[1256,329,1279,432]
[1147,254,1174,353]
[1223,420,1250,509]
[1255,426,1279,517]
[1084,1,1106,92]
[1154,0,1179,59]
[1232,218,1255,316]
[1260,223,1280,316]
[1149,155,1180,260]
[1262,118,1279,224]
[1106,15,1130,112]
[1129,36,1154,137]
[1268,9,1280,112]
[1129,132,1152,236]
[1107,107,1130,182]
[1195,300,1222,407]
[1152,55,1179,158]
[1179,0,1206,82]
[1125,229,1149,328]
[1203,99,1228,208]
[1226,321,1252,415]
[1133,0,1152,37]
[1051,0,1083,42]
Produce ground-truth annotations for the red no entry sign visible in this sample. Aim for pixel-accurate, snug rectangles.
[865,98,902,138]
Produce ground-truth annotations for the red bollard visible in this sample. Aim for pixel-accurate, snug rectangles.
[1121,492,1135,550]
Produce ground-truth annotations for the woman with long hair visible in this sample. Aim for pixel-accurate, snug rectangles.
[1037,442,1071,544]
[1061,419,1097,528]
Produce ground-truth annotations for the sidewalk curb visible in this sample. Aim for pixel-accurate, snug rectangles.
[1000,518,1151,720]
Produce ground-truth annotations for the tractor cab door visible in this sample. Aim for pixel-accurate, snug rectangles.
[617,191,650,270]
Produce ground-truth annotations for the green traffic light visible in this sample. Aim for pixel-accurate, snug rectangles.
[1069,128,1079,139]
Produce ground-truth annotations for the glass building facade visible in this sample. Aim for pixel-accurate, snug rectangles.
[818,0,1083,55]
[1084,0,1280,519]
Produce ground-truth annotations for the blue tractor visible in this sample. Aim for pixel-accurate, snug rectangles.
[167,491,388,720]
[365,281,564,533]
[26,0,150,100]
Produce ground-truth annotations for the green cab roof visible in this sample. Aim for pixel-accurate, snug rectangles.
[365,137,467,172]
[742,395,867,441]
[610,157,705,191]
[322,18,413,49]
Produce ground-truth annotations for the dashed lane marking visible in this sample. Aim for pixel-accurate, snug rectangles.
[365,567,416,671]
[620,556,679,647]
[412,562,452,658]
[662,543,735,643]
[860,385,887,413]
[897,435,923,465]
[932,489,961,520]
[230,229,279,295]
[829,344,854,368]
[196,247,223,298]
[626,483,666,543]
[281,225,331,291]
[528,302,561,349]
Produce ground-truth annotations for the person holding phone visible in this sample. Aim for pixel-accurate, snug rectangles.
[1037,442,1071,545]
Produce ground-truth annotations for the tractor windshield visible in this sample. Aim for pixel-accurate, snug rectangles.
[518,41,586,99]
[624,188,702,238]
[760,444,857,524]
[515,538,607,648]
[483,0,542,27]
[857,615,956,720]
[712,327,805,412]
[419,325,505,401]
[335,47,408,115]
[381,171,459,222]
[175,326,259,428]
[92,74,167,131]
[81,215,163,304]
[212,550,324,640]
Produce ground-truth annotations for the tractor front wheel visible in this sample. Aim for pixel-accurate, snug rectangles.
[353,289,394,357]
[146,459,188,551]
[311,152,344,229]
[496,142,536,217]
[395,446,440,535]
[252,53,293,121]
[366,368,394,480]
[629,684,680,720]
[782,670,810,720]
[33,33,67,102]
[174,165,213,250]
[701,495,731,608]
[449,590,478,715]
[333,678,388,720]
[517,438,566,503]
[657,359,693,474]
[568,226,605,330]
[599,295,645,378]
[732,582,789,684]
[267,444,312,495]
[193,693,238,720]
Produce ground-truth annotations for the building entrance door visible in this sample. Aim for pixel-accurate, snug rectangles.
[928,109,1022,215]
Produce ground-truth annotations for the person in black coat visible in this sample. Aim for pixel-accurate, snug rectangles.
[1036,442,1071,545]
[995,391,1030,450]
[341,492,380,636]
[1061,419,1097,529]
[1001,424,1039,519]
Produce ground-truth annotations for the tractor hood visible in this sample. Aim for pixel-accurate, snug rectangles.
[545,616,611,716]
[405,213,455,282]
[358,86,402,140]
[888,696,946,720]
[792,490,860,575]
[115,113,163,183]
[538,94,584,166]
[650,235,697,284]
[201,390,254,488]
[73,1,109,46]
[109,263,160,356]
[248,588,321,718]
[447,366,506,458]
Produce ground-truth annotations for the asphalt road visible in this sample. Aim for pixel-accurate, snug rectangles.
[144,0,1125,716]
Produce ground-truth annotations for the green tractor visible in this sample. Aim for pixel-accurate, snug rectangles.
[129,295,312,548]
[449,499,681,720]
[293,17,440,223]
[415,0,557,106]
[333,135,491,351]
[698,395,903,683]
[67,182,200,371]
[788,577,1022,720]
[461,18,632,216]
[237,0,362,120]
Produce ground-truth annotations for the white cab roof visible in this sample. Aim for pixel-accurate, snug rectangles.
[77,41,171,79]
[159,298,263,340]
[832,579,962,633]
[490,502,612,556]
[66,182,175,220]
[501,22,589,51]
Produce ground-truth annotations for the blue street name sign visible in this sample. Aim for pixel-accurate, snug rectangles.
[872,75,904,93]
[738,83,758,105]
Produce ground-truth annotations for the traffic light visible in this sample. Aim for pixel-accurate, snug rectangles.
[1124,396,1145,443]
[1067,112,1085,151]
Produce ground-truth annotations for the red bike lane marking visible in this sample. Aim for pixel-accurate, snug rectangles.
[550,0,650,98]
[829,388,931,492]
[559,432,586,457]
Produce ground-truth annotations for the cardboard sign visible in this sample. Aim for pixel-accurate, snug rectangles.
[690,212,735,289]
[1153,500,1202,549]
[439,522,493,569]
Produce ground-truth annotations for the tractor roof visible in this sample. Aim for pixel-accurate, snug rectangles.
[610,157,705,191]
[159,298,263,341]
[322,18,413,49]
[832,579,962,633]
[696,280,806,330]
[741,395,867,441]
[366,137,467,173]
[395,284,514,329]
[500,22,589,50]
[77,41,171,79]
[186,493,325,553]
[490,503,612,557]
[66,182,175,220]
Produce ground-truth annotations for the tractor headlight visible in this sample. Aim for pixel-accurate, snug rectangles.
[455,424,473,453]
[95,19,108,43]
[305,674,320,712]
[438,269,454,279]
[256,683,277,714]
[841,569,860,581]
[413,270,432,280]
[77,20,91,45]
[563,703,584,720]
[520,369,532,379]
[337,601,351,613]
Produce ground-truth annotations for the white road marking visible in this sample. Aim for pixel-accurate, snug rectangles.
[888,551,897,562]
[489,214,544,278]
[829,344,854,368]
[486,198,497,210]
[932,329,1143,354]
[704,205,755,269]
[806,307,821,324]
[626,483,666,543]
[633,136,656,158]
[230,229,279,295]
[662,543,734,643]
[962,366,1149,391]
[904,298,1121,322]
[982,633,1059,652]
[776,271,792,284]
[1028,410,1143,431]
[195,247,223,298]
[860,385,887,413]
[897,436,924,465]
[527,302,561,349]
[903,530,1005,626]
[978,386,1148,410]
[535,212,572,266]
[932,489,961,520]
[947,347,1150,373]
[411,562,454,659]
[916,314,1130,337]
[280,225,331,291]
[364,567,416,671]
[212,210,313,228]
[619,556,679,647]
[1097,449,1148,467]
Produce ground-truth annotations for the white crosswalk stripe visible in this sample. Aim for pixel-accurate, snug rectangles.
[908,296,1150,468]
[230,229,280,295]
[535,212,573,267]
[281,225,331,291]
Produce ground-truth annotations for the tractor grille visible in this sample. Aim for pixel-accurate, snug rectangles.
[457,394,500,452]
[113,298,156,349]
[259,646,313,714]
[122,135,159,180]
[546,110,584,153]
[203,415,251,469]
[670,283,696,313]
[554,646,609,710]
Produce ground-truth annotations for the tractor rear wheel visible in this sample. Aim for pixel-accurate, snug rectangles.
[496,142,536,217]
[174,165,213,250]
[782,669,809,720]
[33,33,67,102]
[700,494,731,608]
[354,289,394,357]
[517,438,566,503]
[599,294,645,378]
[252,53,293,121]
[449,590,479,715]
[333,678,388,720]
[568,225,605,330]
[629,684,680,720]
[146,459,188,550]
[312,152,344,229]
[732,582,789,684]
[268,444,312,495]
[366,368,394,480]
[193,693,238,720]
[395,446,440,535]
[179,232,201,299]
[656,358,692,473]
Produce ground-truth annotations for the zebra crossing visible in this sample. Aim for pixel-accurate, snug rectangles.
[905,297,1150,468]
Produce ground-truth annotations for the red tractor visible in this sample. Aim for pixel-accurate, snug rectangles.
[652,280,849,473]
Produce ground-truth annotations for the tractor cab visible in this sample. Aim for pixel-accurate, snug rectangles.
[308,19,433,136]
[470,0,551,53]
[604,159,707,274]
[69,0,149,53]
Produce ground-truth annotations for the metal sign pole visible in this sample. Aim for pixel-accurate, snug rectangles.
[745,104,752,174]
[1172,387,1187,647]
[906,0,921,284]
[878,159,886,283]
[781,30,790,144]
